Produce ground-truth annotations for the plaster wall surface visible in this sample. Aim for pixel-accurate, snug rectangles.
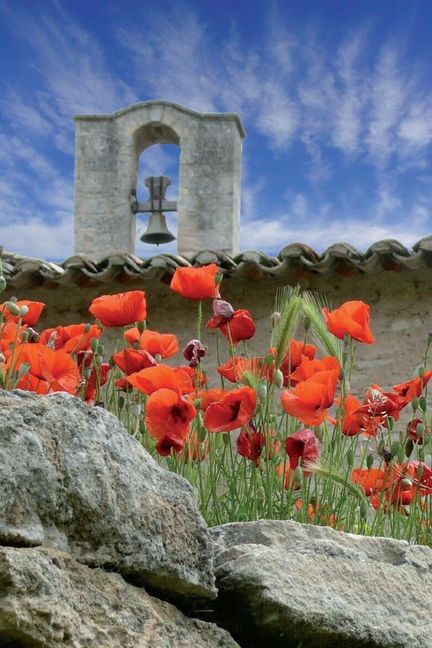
[73,102,244,260]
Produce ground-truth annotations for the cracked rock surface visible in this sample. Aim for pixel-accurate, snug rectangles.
[0,546,239,648]
[211,520,432,648]
[0,390,215,605]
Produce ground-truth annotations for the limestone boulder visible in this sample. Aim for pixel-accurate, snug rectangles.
[0,546,239,648]
[211,520,432,647]
[0,390,215,604]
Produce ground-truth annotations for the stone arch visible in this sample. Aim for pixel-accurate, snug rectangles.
[73,101,245,260]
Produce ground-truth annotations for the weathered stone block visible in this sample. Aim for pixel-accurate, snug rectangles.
[211,520,432,647]
[0,546,238,648]
[0,390,215,604]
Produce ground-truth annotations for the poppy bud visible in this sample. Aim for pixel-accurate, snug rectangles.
[303,315,311,331]
[412,397,419,412]
[346,449,354,467]
[273,369,284,388]
[136,320,146,334]
[405,439,414,457]
[90,338,99,353]
[6,301,20,316]
[0,275,6,293]
[271,311,281,328]
[183,339,206,367]
[82,368,92,379]
[416,423,425,437]
[129,403,141,417]
[97,343,105,356]
[419,366,426,378]
[17,362,30,378]
[366,453,374,469]
[419,396,427,413]
[390,441,400,458]
[19,305,29,318]
[84,323,91,333]
[294,465,303,483]
[198,419,206,442]
[401,477,413,488]
[360,500,368,519]
[258,383,267,402]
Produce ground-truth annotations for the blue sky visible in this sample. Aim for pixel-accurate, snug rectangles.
[1,0,432,261]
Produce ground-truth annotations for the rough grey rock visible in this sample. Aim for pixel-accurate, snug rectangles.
[0,390,215,604]
[0,546,239,648]
[211,520,432,648]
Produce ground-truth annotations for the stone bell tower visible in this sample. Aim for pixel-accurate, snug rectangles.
[73,100,245,260]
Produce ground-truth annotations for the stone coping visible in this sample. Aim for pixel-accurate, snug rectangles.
[73,99,246,138]
[1,236,432,288]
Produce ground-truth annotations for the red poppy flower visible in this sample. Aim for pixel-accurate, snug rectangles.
[1,300,45,326]
[127,365,193,395]
[217,356,268,384]
[406,418,429,444]
[338,394,380,437]
[204,386,257,433]
[208,309,256,346]
[124,328,178,359]
[393,371,432,402]
[280,367,339,426]
[236,424,265,466]
[145,388,196,455]
[0,321,27,355]
[357,384,406,422]
[11,343,80,394]
[84,363,110,403]
[353,462,432,508]
[193,388,230,411]
[39,324,102,353]
[285,428,320,473]
[112,348,157,375]
[290,355,340,384]
[351,467,386,496]
[170,264,219,300]
[295,499,337,527]
[268,339,316,386]
[322,300,374,344]
[89,291,147,327]
[236,423,280,466]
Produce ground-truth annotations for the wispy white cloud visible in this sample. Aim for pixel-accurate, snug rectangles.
[1,3,432,261]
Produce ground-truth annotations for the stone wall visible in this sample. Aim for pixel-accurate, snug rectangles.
[3,267,432,395]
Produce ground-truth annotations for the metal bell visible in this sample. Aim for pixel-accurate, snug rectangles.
[140,211,176,245]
